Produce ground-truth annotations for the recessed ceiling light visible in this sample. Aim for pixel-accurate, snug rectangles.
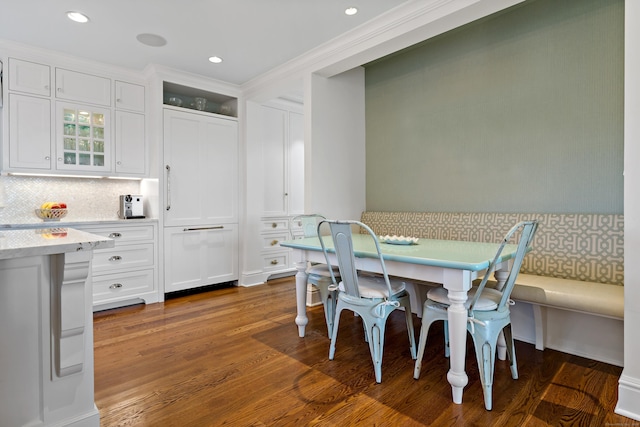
[208,56,223,64]
[136,33,167,47]
[345,7,358,16]
[66,11,90,23]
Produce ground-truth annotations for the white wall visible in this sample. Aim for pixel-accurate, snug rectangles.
[617,0,640,420]
[306,69,366,221]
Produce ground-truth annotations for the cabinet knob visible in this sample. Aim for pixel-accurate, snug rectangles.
[271,259,279,265]
[272,223,277,228]
[108,232,122,238]
[271,239,279,246]
[57,87,63,93]
[44,85,49,90]
[108,255,122,262]
[109,283,123,289]
[116,98,122,103]
[45,156,50,160]
[117,160,122,165]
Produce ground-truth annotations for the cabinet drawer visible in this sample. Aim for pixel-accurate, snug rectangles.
[261,231,290,250]
[261,219,289,231]
[262,252,290,271]
[93,269,154,301]
[83,225,155,243]
[92,243,154,272]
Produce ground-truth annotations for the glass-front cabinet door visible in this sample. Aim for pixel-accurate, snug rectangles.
[56,102,111,172]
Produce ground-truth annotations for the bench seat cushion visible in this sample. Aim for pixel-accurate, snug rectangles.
[511,273,624,319]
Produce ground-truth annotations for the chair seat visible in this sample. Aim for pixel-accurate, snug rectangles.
[339,275,406,299]
[427,286,502,311]
[308,264,340,277]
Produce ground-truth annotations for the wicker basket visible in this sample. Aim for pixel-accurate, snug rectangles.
[35,208,68,221]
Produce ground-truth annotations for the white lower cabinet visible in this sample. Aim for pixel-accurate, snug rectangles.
[75,221,159,308]
[164,224,238,293]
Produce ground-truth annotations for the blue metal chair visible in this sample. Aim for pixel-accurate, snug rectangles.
[318,220,417,383]
[290,214,340,338]
[413,220,538,410]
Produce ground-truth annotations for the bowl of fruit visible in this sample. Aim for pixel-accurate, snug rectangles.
[35,202,68,221]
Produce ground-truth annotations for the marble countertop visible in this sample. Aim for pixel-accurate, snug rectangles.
[0,228,115,260]
[0,218,158,230]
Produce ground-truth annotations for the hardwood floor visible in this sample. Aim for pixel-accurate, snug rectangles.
[93,277,634,426]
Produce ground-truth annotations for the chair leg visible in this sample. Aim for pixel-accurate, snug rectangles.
[503,324,518,380]
[403,303,417,360]
[329,302,344,361]
[469,325,501,411]
[313,278,336,339]
[363,317,386,383]
[480,341,494,411]
[414,306,439,379]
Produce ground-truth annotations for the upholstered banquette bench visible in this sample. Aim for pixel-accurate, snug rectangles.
[359,212,624,352]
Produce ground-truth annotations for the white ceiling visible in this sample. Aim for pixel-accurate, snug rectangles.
[0,0,409,86]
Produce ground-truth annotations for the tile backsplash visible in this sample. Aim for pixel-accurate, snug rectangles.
[0,176,142,224]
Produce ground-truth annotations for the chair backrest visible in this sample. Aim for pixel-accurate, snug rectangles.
[318,220,395,299]
[290,214,326,238]
[469,220,539,313]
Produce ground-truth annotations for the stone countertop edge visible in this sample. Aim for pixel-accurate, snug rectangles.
[0,228,115,260]
[0,217,158,229]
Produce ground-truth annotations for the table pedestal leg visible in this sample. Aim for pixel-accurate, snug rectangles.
[294,261,309,337]
[446,290,469,404]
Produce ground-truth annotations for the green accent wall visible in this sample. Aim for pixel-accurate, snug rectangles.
[364,0,623,214]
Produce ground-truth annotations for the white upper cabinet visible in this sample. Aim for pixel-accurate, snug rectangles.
[115,81,145,112]
[2,54,147,177]
[55,68,111,106]
[8,94,51,169]
[115,110,146,175]
[55,102,111,172]
[8,58,50,96]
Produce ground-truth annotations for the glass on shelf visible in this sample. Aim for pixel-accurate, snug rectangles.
[93,114,104,126]
[93,127,104,139]
[78,111,90,124]
[64,138,76,150]
[78,139,90,151]
[94,140,104,153]
[63,123,76,136]
[64,153,76,165]
[63,109,76,122]
[94,155,104,167]
[79,153,91,165]
[78,125,90,137]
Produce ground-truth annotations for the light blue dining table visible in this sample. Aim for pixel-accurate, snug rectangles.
[280,233,519,405]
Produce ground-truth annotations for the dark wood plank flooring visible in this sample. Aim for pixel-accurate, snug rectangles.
[93,277,634,426]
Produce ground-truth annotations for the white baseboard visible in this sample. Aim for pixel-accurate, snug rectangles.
[616,374,640,421]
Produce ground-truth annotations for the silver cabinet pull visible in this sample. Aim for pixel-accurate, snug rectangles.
[109,283,123,289]
[183,226,224,232]
[166,165,171,211]
[108,232,122,238]
[108,255,122,262]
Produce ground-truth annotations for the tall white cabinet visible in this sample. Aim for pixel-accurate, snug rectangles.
[242,100,304,286]
[163,108,239,293]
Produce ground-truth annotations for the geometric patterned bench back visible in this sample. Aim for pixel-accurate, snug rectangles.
[360,212,624,286]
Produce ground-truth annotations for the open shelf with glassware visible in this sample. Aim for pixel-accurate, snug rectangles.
[162,81,237,118]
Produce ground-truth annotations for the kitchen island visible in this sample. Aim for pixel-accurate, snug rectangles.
[0,228,113,427]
